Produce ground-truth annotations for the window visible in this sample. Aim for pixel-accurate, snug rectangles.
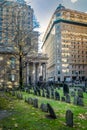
[8,74,15,82]
[10,57,16,69]
[58,71,60,74]
[11,74,15,81]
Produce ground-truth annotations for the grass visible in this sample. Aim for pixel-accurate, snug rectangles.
[0,88,87,130]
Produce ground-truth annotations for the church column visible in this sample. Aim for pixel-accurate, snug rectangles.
[44,63,46,81]
[26,62,29,85]
[33,62,36,84]
[37,62,41,81]
[42,63,47,81]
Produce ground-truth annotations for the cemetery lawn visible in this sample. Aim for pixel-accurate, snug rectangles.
[0,89,87,130]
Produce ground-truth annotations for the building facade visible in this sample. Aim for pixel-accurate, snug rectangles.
[42,4,87,82]
[0,0,48,88]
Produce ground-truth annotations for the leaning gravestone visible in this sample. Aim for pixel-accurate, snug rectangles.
[40,103,48,112]
[47,103,57,119]
[66,110,73,127]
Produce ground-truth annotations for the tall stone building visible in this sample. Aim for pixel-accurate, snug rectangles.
[0,0,33,88]
[0,0,48,88]
[42,4,87,82]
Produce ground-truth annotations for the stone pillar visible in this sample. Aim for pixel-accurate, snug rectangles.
[37,63,41,81]
[37,64,39,82]
[42,63,46,81]
[26,62,29,85]
[44,63,46,81]
[33,62,35,84]
[42,64,44,80]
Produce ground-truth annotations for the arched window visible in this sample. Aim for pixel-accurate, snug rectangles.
[10,57,16,69]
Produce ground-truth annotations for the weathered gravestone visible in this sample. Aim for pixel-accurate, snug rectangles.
[63,83,69,96]
[77,88,83,98]
[28,97,34,105]
[66,94,71,103]
[66,110,73,127]
[33,98,38,108]
[55,91,60,100]
[47,103,57,119]
[77,97,84,106]
[40,103,48,112]
[73,96,84,106]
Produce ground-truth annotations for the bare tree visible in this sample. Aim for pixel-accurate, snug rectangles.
[0,0,39,89]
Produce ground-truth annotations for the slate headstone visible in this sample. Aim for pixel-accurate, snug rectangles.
[77,97,84,106]
[47,103,57,119]
[40,103,48,112]
[63,83,69,96]
[66,110,73,127]
[33,98,38,108]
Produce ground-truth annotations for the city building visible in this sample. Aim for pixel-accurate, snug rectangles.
[42,4,87,82]
[0,0,48,88]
